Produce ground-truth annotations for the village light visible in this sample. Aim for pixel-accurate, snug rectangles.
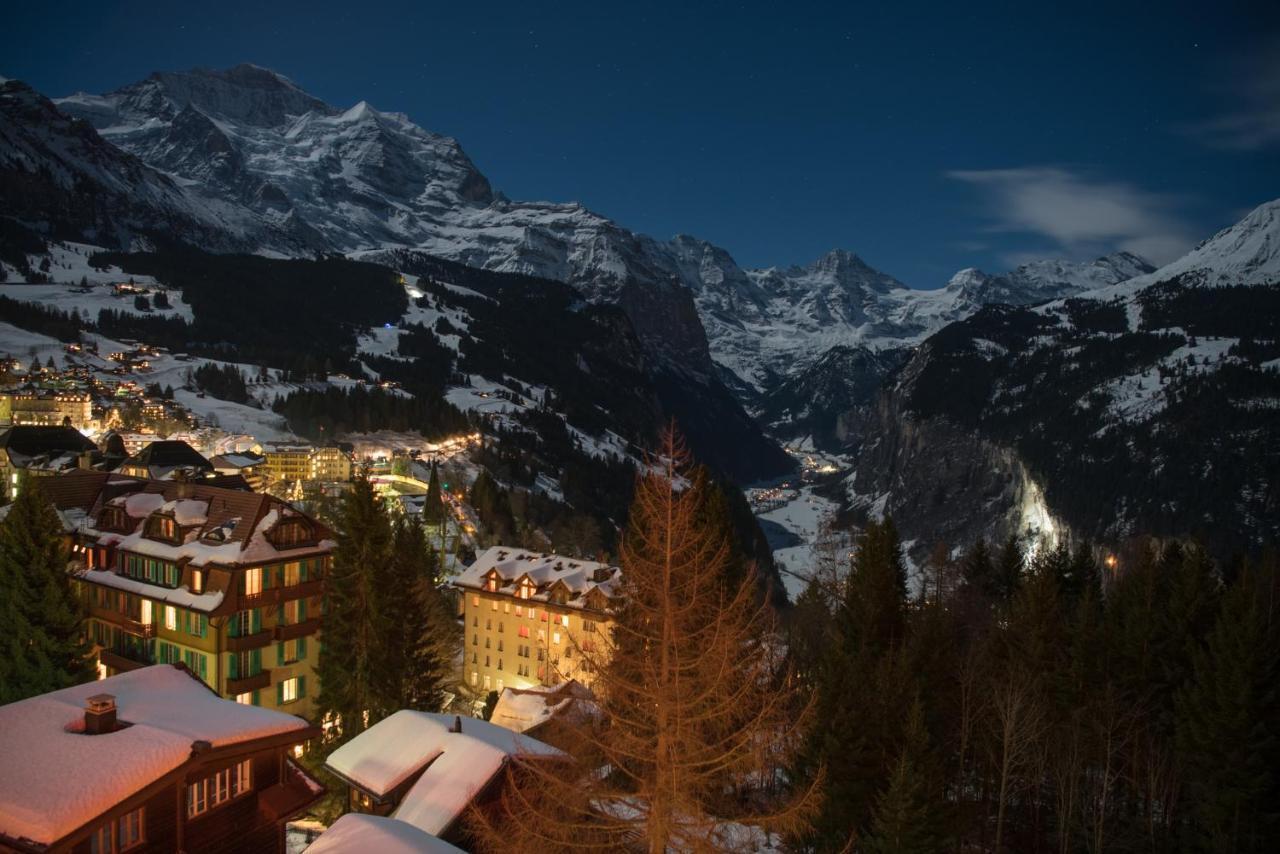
[1104,554,1118,570]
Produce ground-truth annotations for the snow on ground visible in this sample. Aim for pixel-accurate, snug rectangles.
[355,277,471,359]
[757,486,838,599]
[301,814,462,854]
[1097,335,1240,423]
[1,243,193,321]
[0,321,71,367]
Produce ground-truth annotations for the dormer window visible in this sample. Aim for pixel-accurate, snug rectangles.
[518,578,535,600]
[98,506,128,533]
[144,514,179,544]
[269,519,314,549]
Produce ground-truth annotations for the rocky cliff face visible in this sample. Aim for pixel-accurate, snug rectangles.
[844,390,1062,564]
[839,200,1280,559]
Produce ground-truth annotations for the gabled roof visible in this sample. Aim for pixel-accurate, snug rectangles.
[0,425,96,457]
[36,471,333,567]
[123,440,213,473]
[455,546,622,612]
[325,711,563,837]
[0,665,312,848]
[306,814,462,854]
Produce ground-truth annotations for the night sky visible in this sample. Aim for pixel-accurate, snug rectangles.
[3,1,1277,287]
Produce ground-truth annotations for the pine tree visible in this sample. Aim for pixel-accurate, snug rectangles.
[383,515,451,711]
[0,475,91,701]
[315,472,394,743]
[993,534,1023,604]
[960,537,996,599]
[423,460,444,526]
[797,518,911,851]
[864,700,948,854]
[1175,566,1280,852]
[468,429,816,852]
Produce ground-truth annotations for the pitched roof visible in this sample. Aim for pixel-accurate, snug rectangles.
[36,471,333,566]
[123,440,213,472]
[454,546,622,611]
[0,665,311,847]
[0,425,96,457]
[306,814,462,854]
[326,711,563,837]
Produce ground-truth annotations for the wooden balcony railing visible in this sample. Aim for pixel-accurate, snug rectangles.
[99,648,150,673]
[96,610,156,638]
[225,669,271,695]
[239,579,322,609]
[281,580,322,601]
[274,618,321,642]
[226,629,274,652]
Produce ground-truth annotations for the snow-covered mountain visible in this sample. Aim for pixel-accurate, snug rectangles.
[843,198,1280,562]
[45,65,1148,396]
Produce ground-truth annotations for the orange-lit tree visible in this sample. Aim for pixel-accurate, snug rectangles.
[469,427,816,852]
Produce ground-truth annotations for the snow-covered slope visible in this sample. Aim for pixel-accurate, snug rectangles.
[47,65,1149,395]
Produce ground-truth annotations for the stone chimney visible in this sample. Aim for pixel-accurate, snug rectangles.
[450,715,463,734]
[84,694,117,735]
[190,739,212,756]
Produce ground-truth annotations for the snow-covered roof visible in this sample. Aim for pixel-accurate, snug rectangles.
[489,680,595,734]
[326,710,563,837]
[304,814,463,854]
[37,470,334,569]
[454,546,622,612]
[0,665,311,847]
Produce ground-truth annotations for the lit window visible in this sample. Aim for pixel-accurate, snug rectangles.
[164,606,177,631]
[490,599,497,611]
[187,760,250,817]
[283,562,301,586]
[553,631,562,645]
[234,692,253,705]
[472,595,479,607]
[281,677,300,704]
[519,626,530,638]
[191,570,203,594]
[90,806,144,853]
[243,568,262,596]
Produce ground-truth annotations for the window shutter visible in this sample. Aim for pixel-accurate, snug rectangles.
[253,608,261,633]
[229,654,239,679]
[277,603,284,624]
[299,598,307,621]
[252,648,261,673]
[298,637,307,659]
[300,560,308,582]
[277,642,285,665]
[298,676,306,699]
[276,680,284,706]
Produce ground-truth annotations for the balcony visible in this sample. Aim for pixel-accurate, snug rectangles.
[259,759,325,822]
[281,580,322,601]
[96,610,156,638]
[274,618,320,642]
[226,629,274,652]
[100,648,150,673]
[240,588,282,609]
[226,669,272,695]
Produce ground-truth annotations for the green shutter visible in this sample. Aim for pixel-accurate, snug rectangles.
[298,676,306,699]
[300,561,308,582]
[277,641,285,665]
[297,637,307,659]
[251,648,261,674]
[299,598,307,621]
[252,690,260,706]
[229,653,239,679]
[276,681,284,705]
[252,608,261,633]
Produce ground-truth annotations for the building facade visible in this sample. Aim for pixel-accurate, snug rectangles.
[261,443,352,488]
[0,388,93,430]
[0,665,322,854]
[453,547,620,695]
[38,471,332,721]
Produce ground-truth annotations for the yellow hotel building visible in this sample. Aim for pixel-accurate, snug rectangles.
[39,470,332,720]
[454,546,621,694]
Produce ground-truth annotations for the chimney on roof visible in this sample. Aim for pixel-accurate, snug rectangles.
[593,567,613,583]
[84,694,117,735]
[174,469,192,499]
[190,739,212,756]
[78,451,94,470]
[450,715,463,734]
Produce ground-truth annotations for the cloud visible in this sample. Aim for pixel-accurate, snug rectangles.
[946,166,1194,265]
[1183,40,1280,151]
